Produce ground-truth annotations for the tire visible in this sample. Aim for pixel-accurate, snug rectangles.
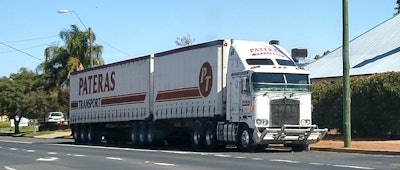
[204,120,217,150]
[87,125,101,145]
[80,124,88,144]
[292,144,310,152]
[130,124,138,146]
[72,124,81,144]
[191,120,205,150]
[146,123,158,146]
[138,123,147,146]
[237,124,256,152]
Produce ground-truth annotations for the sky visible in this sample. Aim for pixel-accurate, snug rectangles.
[0,0,397,77]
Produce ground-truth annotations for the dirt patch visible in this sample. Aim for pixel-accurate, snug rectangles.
[311,136,400,152]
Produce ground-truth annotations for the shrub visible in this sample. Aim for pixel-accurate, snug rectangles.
[312,72,400,138]
[0,121,10,128]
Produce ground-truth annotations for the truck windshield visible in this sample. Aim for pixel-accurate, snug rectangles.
[251,73,311,92]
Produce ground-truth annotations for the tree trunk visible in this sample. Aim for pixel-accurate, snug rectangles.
[14,117,21,134]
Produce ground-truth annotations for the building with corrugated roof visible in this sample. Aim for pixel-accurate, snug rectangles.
[305,14,400,82]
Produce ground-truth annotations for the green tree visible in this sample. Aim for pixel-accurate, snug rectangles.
[38,25,104,89]
[0,68,45,133]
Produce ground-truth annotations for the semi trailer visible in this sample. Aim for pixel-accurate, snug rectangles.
[69,39,327,151]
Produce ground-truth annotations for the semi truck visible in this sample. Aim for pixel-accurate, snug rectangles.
[69,39,327,151]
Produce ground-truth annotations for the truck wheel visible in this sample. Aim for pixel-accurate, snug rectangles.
[204,121,217,150]
[237,124,255,152]
[147,123,160,146]
[87,125,101,145]
[138,123,147,146]
[80,124,88,144]
[292,144,310,152]
[72,124,81,144]
[130,124,138,146]
[191,120,205,150]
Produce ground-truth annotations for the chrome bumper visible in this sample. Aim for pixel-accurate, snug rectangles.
[253,124,328,144]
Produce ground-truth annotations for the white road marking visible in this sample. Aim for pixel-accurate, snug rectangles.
[251,157,263,160]
[74,154,86,157]
[47,152,58,155]
[9,148,18,151]
[235,156,247,159]
[309,162,324,166]
[332,164,374,169]
[106,157,124,161]
[66,153,86,157]
[269,159,301,164]
[0,140,32,144]
[215,154,231,158]
[4,166,17,170]
[26,150,35,153]
[145,161,177,167]
[161,150,191,154]
[153,162,176,166]
[36,157,59,161]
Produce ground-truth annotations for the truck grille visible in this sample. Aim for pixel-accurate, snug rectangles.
[270,98,300,126]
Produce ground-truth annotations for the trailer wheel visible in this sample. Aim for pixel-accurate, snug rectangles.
[130,124,138,146]
[191,120,205,149]
[138,123,147,146]
[87,125,101,145]
[237,124,255,152]
[204,120,217,150]
[72,124,81,144]
[80,124,88,144]
[146,123,159,146]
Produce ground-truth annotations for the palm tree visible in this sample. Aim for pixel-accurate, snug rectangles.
[38,25,104,89]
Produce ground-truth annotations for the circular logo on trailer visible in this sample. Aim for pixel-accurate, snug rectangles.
[198,62,213,97]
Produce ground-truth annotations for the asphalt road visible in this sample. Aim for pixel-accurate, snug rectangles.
[0,136,399,170]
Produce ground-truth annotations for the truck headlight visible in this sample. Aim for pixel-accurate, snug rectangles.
[256,119,268,126]
[300,119,311,125]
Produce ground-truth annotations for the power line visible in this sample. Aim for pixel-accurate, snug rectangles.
[0,42,42,61]
[0,44,49,54]
[98,38,132,58]
[2,35,58,43]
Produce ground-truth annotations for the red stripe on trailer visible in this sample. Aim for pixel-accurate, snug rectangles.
[156,87,201,102]
[101,93,146,106]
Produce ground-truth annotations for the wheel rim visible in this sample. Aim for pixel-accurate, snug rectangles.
[87,127,92,142]
[139,126,146,145]
[205,129,214,146]
[130,130,137,144]
[80,125,86,142]
[73,128,80,142]
[241,130,250,147]
[147,129,153,145]
[193,128,201,145]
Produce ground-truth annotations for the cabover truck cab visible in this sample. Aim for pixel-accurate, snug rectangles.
[69,39,327,151]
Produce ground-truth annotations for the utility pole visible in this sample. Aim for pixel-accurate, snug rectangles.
[89,27,93,68]
[342,0,351,147]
